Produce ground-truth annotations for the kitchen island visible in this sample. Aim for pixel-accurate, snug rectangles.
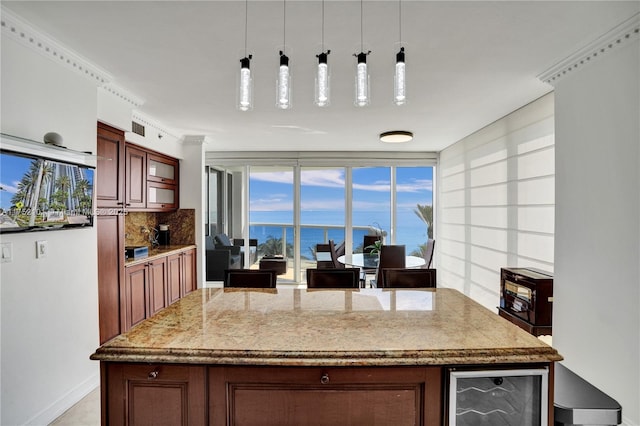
[91,287,562,425]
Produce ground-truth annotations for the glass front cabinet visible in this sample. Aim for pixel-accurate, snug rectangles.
[448,367,549,426]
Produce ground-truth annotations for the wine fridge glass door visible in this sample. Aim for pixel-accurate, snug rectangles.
[448,367,549,426]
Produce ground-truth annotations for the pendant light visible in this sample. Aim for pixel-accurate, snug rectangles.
[276,0,291,109]
[394,0,406,105]
[315,0,330,107]
[354,0,370,107]
[238,0,252,111]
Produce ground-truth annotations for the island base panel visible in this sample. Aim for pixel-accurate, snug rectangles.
[209,366,442,426]
[104,363,206,426]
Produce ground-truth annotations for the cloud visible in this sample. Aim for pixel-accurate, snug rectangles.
[251,170,432,193]
[0,181,19,194]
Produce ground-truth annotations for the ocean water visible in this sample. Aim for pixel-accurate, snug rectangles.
[250,225,427,259]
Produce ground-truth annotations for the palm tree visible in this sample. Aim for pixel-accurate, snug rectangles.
[413,203,433,239]
[27,160,53,226]
[258,235,293,257]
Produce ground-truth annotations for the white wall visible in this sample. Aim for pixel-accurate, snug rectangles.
[1,38,100,425]
[438,93,555,310]
[553,39,639,426]
[181,139,206,288]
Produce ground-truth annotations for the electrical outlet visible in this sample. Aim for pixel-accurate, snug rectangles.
[36,240,48,259]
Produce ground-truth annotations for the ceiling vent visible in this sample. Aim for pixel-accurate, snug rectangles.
[131,121,145,137]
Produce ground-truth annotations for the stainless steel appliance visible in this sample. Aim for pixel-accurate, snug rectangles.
[448,367,549,426]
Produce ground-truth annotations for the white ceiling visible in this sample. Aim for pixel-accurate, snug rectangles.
[3,1,638,152]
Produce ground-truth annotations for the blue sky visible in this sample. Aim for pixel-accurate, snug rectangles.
[249,166,433,230]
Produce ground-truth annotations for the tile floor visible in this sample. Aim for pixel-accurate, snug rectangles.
[49,388,100,426]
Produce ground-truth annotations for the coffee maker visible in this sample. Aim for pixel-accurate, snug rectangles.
[158,224,170,246]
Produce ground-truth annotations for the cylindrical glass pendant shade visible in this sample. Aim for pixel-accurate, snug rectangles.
[315,51,330,107]
[354,51,370,107]
[238,56,253,111]
[394,47,406,105]
[277,51,291,109]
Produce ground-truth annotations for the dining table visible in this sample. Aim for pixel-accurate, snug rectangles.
[337,253,426,269]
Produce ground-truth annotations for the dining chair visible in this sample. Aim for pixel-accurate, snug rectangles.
[315,240,345,269]
[373,245,406,288]
[306,268,361,288]
[381,268,437,288]
[421,239,435,269]
[361,235,382,284]
[223,269,278,288]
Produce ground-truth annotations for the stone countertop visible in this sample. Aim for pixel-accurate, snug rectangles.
[91,288,562,366]
[124,244,196,266]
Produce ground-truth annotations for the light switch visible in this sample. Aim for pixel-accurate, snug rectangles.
[36,240,48,259]
[1,242,12,263]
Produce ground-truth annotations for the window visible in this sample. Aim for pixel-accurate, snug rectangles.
[206,153,435,283]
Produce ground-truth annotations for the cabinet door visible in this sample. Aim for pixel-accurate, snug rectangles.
[167,253,183,305]
[125,145,147,209]
[210,366,442,426]
[104,363,206,426]
[148,258,167,316]
[96,123,124,208]
[182,249,197,295]
[147,182,178,211]
[123,263,148,331]
[147,153,178,185]
[97,214,124,344]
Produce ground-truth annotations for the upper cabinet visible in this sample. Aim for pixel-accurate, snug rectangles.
[96,123,125,208]
[126,143,179,212]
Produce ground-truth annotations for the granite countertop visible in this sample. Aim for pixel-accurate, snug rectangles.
[124,244,196,266]
[91,288,562,366]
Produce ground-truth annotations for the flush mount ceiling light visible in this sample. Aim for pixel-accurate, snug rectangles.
[379,130,413,143]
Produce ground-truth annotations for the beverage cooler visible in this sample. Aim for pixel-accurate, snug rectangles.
[448,367,549,426]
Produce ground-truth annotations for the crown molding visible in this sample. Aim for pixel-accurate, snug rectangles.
[183,135,208,146]
[1,6,144,108]
[538,13,640,86]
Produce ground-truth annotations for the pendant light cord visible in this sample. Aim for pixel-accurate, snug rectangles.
[321,0,325,51]
[398,0,402,44]
[244,0,248,56]
[283,0,287,51]
[360,0,364,52]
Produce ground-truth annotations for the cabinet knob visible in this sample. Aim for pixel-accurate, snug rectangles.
[320,373,330,385]
[148,369,159,380]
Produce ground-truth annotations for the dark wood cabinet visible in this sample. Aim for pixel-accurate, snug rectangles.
[148,257,168,316]
[124,258,168,331]
[167,253,183,305]
[104,363,206,426]
[96,122,126,344]
[209,366,442,426]
[124,145,147,209]
[182,248,197,295]
[167,248,197,306]
[97,214,124,344]
[96,122,125,208]
[123,263,149,331]
[498,267,553,336]
[125,143,179,212]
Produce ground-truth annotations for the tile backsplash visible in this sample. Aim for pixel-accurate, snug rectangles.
[125,209,195,247]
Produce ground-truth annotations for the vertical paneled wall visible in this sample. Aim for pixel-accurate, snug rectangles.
[437,93,555,310]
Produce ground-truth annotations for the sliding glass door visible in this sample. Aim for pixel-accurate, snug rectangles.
[206,154,435,284]
[248,166,294,278]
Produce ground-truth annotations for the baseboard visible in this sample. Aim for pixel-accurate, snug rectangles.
[25,372,99,426]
